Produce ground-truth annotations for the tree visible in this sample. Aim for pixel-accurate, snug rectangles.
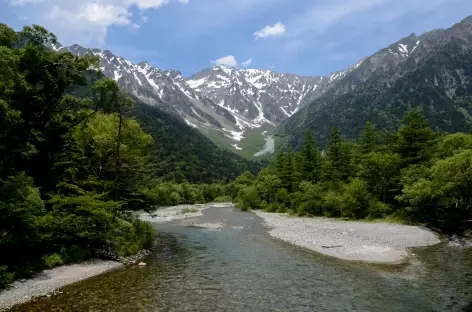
[324,127,352,182]
[360,122,379,154]
[360,152,402,203]
[275,152,296,192]
[299,131,323,182]
[399,149,472,230]
[256,173,282,205]
[396,109,434,166]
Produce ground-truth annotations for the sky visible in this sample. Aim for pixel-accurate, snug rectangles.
[1,0,471,77]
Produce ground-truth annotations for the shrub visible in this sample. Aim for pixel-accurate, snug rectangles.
[111,218,156,257]
[42,253,64,269]
[213,195,232,203]
[60,245,90,263]
[238,186,260,211]
[180,207,199,214]
[322,190,343,217]
[367,200,391,219]
[340,179,371,219]
[0,266,14,289]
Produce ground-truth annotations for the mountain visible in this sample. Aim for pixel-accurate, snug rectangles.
[185,64,361,147]
[50,42,358,155]
[50,43,244,147]
[68,71,263,183]
[277,16,472,148]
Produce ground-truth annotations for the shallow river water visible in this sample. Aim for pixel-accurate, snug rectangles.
[10,207,472,312]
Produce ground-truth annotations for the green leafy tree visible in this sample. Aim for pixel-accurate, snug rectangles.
[360,152,402,203]
[399,149,472,230]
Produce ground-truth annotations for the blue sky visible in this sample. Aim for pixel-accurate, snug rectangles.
[1,0,471,77]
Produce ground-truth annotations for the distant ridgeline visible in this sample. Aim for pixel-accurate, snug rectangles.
[276,16,472,149]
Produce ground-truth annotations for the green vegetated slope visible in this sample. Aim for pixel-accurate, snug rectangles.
[277,16,472,149]
[134,102,263,183]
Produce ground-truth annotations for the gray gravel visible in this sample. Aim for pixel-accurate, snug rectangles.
[0,260,122,311]
[138,203,232,223]
[254,211,441,264]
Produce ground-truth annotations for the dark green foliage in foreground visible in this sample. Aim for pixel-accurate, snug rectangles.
[0,24,156,289]
[233,110,472,233]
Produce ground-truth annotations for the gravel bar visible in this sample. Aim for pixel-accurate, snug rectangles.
[138,203,232,223]
[254,211,441,264]
[0,260,122,311]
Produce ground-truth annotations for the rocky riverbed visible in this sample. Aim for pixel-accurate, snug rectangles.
[0,260,122,311]
[254,211,441,264]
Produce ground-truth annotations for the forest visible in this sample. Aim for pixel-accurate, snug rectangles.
[233,111,472,235]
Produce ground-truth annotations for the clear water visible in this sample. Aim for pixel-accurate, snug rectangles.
[10,207,472,312]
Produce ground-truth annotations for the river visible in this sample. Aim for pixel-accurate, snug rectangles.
[9,206,472,312]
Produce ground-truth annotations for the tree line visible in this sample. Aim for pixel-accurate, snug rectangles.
[232,110,472,234]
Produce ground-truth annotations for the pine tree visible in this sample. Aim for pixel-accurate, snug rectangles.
[325,127,352,182]
[360,122,378,154]
[300,131,323,182]
[396,109,434,166]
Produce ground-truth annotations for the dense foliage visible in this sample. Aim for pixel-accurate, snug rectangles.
[0,24,159,288]
[134,101,263,183]
[233,110,472,234]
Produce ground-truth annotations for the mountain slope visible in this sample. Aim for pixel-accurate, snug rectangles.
[51,43,246,148]
[134,100,263,183]
[53,41,359,155]
[277,16,472,148]
[69,71,262,183]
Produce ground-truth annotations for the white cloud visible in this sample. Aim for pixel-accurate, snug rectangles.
[241,58,252,67]
[9,0,44,5]
[254,22,286,39]
[8,0,189,46]
[212,55,238,67]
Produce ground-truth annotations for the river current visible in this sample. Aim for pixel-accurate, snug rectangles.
[10,207,472,312]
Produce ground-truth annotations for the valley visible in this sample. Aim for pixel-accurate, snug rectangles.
[2,10,472,312]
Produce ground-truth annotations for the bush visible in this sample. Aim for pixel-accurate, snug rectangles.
[42,253,64,269]
[0,266,14,289]
[60,245,90,263]
[340,179,371,219]
[180,207,199,214]
[213,195,232,203]
[322,190,343,217]
[367,200,391,219]
[111,218,156,257]
[238,186,260,211]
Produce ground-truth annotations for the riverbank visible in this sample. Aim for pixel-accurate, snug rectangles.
[138,203,233,223]
[254,211,441,264]
[0,260,122,311]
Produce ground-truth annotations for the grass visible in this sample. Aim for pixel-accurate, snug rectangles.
[238,126,276,159]
[180,207,199,214]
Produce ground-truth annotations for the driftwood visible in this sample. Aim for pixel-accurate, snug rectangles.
[321,245,343,249]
